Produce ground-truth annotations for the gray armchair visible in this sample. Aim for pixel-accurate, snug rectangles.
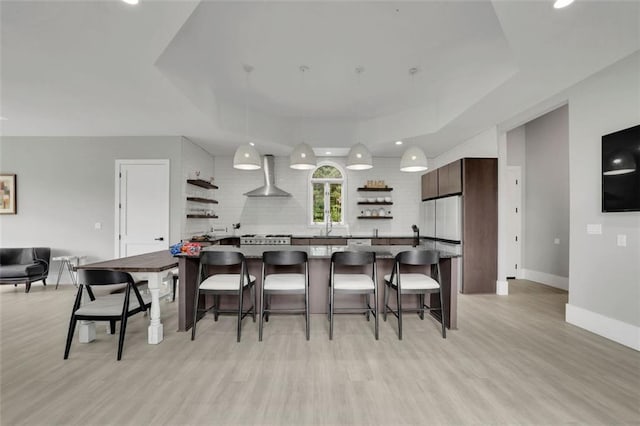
[0,247,51,293]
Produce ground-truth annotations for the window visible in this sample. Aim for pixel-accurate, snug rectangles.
[310,163,344,225]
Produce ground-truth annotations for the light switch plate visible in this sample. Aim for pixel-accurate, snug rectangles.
[94,222,102,230]
[554,238,560,245]
[617,234,627,247]
[587,224,602,235]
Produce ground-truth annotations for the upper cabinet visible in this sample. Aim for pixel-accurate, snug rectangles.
[421,171,438,200]
[421,160,462,200]
[438,159,462,197]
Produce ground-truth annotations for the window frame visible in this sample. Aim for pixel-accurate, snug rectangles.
[308,161,346,226]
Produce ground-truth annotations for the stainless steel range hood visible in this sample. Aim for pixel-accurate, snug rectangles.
[244,155,291,197]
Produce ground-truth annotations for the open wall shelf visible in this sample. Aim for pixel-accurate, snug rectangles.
[357,187,393,192]
[187,179,218,190]
[187,197,218,204]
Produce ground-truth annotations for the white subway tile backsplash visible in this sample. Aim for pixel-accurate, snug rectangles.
[212,155,421,236]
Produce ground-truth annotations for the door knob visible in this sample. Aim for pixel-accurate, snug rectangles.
[154,237,164,241]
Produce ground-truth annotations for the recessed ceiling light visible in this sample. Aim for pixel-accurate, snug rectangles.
[325,151,332,155]
[395,140,403,145]
[249,142,255,146]
[0,116,7,120]
[553,0,574,9]
[122,0,139,5]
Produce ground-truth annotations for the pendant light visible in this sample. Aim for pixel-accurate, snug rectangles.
[347,66,373,171]
[603,151,637,175]
[233,64,261,171]
[290,66,317,170]
[400,146,428,172]
[399,67,428,172]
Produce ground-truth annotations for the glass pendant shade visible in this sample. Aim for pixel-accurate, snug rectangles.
[400,146,428,172]
[233,144,262,170]
[289,142,317,170]
[603,151,637,175]
[346,143,373,170]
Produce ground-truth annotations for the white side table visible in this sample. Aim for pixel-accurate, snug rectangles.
[53,255,86,289]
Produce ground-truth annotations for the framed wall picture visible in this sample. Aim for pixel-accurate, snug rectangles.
[0,174,16,214]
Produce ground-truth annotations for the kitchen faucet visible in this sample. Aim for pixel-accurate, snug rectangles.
[325,218,333,236]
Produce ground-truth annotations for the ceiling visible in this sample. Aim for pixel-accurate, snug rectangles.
[1,1,639,158]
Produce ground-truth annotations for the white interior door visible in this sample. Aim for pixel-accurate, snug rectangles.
[506,166,522,278]
[116,160,170,258]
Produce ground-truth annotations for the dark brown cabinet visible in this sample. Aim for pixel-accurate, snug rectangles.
[291,238,310,246]
[438,160,462,197]
[421,158,497,294]
[421,171,438,200]
[307,238,348,245]
[461,158,497,294]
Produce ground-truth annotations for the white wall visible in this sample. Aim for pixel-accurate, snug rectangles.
[564,52,640,349]
[523,105,570,282]
[0,136,183,262]
[506,126,525,167]
[212,155,421,236]
[181,137,216,239]
[430,126,498,170]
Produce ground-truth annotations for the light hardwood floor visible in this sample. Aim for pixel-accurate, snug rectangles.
[1,280,638,425]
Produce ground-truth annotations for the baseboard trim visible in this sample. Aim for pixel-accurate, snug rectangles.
[566,304,640,351]
[521,268,568,290]
[496,280,509,295]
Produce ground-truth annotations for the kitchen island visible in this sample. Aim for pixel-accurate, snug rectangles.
[176,244,459,333]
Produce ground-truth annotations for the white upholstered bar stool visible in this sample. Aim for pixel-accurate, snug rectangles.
[191,251,256,342]
[383,250,446,340]
[260,250,309,341]
[329,251,378,340]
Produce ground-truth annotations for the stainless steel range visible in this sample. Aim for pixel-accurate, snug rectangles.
[240,234,292,245]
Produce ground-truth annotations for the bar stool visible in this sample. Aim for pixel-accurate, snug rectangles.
[260,250,309,341]
[191,251,256,342]
[383,250,446,339]
[329,251,378,340]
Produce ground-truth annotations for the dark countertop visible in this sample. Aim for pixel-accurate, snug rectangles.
[292,235,415,239]
[178,244,460,260]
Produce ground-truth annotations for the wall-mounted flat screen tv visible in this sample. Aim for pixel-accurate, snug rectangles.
[602,124,640,212]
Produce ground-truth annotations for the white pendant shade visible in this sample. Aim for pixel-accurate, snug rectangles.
[289,142,317,170]
[400,146,428,172]
[553,0,574,9]
[233,145,262,170]
[346,143,373,170]
[603,151,636,175]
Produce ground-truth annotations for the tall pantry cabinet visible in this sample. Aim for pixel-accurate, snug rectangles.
[421,158,498,293]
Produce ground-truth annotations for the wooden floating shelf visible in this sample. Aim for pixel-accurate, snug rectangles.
[187,197,219,204]
[187,179,218,190]
[357,202,393,205]
[186,214,219,219]
[357,216,393,219]
[357,187,393,192]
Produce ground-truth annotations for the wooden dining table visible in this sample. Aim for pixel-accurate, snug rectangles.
[75,250,177,344]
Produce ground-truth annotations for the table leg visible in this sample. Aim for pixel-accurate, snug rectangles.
[55,260,66,290]
[146,273,164,344]
[78,321,96,343]
[78,289,96,342]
